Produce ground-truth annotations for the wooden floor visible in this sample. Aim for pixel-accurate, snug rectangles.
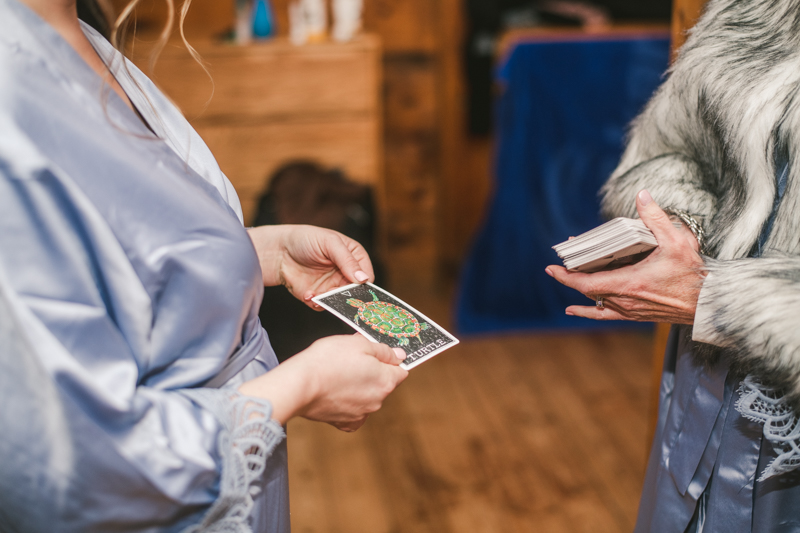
[286,323,654,533]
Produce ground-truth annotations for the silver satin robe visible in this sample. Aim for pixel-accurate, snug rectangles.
[0,0,290,531]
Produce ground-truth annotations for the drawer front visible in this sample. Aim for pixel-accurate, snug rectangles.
[150,43,380,120]
[196,119,381,224]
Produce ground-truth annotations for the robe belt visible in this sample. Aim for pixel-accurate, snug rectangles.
[668,357,728,499]
[666,351,729,498]
[204,324,267,389]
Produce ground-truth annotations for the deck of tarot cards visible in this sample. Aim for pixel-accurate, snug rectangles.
[552,217,658,273]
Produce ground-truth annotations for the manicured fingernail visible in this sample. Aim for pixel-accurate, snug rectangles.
[638,189,652,206]
[566,310,574,316]
[393,348,406,360]
[355,271,369,282]
[304,293,313,301]
[545,268,554,277]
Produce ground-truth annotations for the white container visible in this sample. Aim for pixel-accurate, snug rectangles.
[332,0,362,42]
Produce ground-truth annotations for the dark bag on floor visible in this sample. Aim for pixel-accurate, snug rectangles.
[252,161,384,361]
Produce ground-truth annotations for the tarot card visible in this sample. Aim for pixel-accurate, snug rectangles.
[312,283,459,370]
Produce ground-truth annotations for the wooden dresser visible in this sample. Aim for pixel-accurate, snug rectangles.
[133,35,383,225]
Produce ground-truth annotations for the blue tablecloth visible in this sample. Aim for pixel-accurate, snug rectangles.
[456,33,670,334]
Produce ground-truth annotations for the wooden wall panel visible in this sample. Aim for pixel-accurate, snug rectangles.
[435,0,493,276]
[381,55,440,287]
[671,0,708,59]
[265,0,291,38]
[382,135,439,286]
[363,0,439,54]
[362,1,444,289]
[383,138,438,232]
[383,57,438,135]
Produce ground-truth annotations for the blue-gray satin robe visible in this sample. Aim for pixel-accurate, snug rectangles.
[637,327,800,532]
[0,0,289,531]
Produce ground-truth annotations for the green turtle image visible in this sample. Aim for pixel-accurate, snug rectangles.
[347,290,429,346]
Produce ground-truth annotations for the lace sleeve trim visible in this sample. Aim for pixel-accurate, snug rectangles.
[736,375,800,481]
[179,389,286,533]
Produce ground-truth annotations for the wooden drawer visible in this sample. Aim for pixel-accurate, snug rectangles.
[196,118,381,223]
[149,36,381,121]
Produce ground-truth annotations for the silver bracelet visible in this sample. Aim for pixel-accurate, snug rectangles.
[664,207,706,254]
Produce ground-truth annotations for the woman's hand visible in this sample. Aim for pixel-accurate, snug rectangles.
[247,225,374,308]
[238,335,408,431]
[546,190,707,324]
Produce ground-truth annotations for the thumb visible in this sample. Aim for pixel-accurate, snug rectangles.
[369,343,408,366]
[636,189,674,244]
[327,234,372,284]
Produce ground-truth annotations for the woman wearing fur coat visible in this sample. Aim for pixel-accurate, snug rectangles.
[549,0,800,530]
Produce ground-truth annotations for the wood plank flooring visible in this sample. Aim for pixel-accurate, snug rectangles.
[286,326,654,533]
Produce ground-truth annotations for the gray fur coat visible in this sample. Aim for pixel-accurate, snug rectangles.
[600,0,800,408]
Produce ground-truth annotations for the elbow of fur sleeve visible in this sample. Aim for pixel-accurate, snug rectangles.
[692,256,800,405]
[601,154,717,220]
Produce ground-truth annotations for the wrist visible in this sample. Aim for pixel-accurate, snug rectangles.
[247,225,289,287]
[237,356,317,425]
[664,207,706,254]
[283,352,321,419]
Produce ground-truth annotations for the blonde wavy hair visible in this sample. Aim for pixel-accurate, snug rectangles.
[108,0,204,75]
[89,0,212,138]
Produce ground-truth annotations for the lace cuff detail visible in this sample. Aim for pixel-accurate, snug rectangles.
[179,389,286,533]
[736,376,800,481]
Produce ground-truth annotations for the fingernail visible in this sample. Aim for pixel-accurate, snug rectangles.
[393,348,406,360]
[638,189,653,206]
[545,268,554,277]
[355,271,369,282]
[304,293,313,301]
[566,310,574,316]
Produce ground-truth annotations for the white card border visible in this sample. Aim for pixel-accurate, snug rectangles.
[312,282,459,370]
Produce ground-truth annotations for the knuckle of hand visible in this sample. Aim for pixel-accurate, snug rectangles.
[584,282,599,297]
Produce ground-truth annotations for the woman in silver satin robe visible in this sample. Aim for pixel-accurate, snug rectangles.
[0,0,408,531]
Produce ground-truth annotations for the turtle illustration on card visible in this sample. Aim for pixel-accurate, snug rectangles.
[312,283,459,370]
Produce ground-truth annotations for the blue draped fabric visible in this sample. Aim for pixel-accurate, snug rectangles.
[456,34,670,334]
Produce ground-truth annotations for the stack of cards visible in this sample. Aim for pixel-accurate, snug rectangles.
[312,283,459,370]
[552,217,659,272]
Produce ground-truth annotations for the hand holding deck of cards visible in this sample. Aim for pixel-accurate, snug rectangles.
[553,217,659,272]
[313,283,459,370]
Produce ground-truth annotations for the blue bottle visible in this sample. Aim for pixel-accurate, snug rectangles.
[252,0,275,39]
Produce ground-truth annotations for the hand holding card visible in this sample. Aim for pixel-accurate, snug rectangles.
[312,283,459,369]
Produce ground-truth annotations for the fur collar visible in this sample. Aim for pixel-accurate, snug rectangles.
[604,0,800,260]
